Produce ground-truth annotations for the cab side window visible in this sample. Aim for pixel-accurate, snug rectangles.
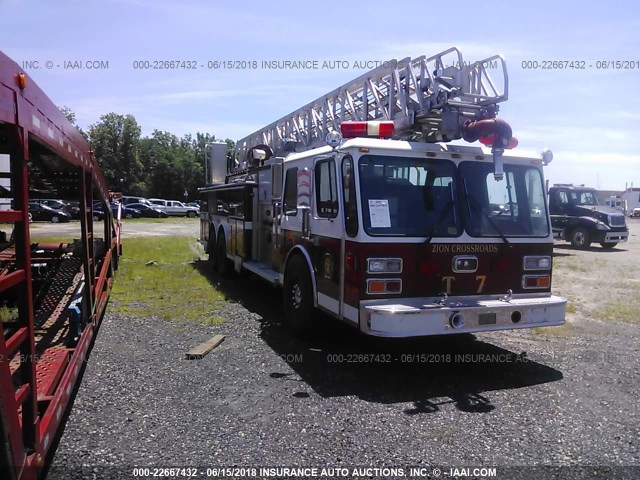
[283,167,298,215]
[315,159,338,218]
[342,156,358,236]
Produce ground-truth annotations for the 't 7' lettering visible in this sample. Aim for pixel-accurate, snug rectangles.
[476,275,486,293]
[441,275,487,294]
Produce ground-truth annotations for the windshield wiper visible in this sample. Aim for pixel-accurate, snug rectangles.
[424,182,456,245]
[462,178,510,245]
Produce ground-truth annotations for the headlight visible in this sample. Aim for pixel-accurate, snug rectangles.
[523,255,551,270]
[366,258,402,273]
[596,222,610,230]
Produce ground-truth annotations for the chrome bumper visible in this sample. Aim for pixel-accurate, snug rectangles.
[604,231,628,243]
[360,294,566,337]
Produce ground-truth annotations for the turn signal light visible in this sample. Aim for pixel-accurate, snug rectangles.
[366,278,402,294]
[522,275,550,289]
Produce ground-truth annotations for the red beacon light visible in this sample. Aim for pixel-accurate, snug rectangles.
[479,135,519,149]
[340,121,395,139]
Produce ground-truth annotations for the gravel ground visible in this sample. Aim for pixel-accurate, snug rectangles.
[46,223,640,480]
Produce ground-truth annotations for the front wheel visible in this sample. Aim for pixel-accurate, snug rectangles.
[600,242,618,249]
[51,215,60,223]
[570,227,591,249]
[283,255,317,336]
[187,211,196,218]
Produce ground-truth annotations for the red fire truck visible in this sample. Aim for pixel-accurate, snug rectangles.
[200,47,566,337]
[0,52,120,479]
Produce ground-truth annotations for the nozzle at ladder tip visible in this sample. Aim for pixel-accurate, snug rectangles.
[461,118,513,144]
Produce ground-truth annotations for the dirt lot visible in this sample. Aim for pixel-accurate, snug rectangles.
[45,219,639,479]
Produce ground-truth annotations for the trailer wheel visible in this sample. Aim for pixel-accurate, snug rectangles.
[599,242,618,249]
[111,246,119,272]
[570,227,591,249]
[283,255,317,336]
[216,231,228,276]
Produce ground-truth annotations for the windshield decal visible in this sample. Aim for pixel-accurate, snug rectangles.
[368,199,391,228]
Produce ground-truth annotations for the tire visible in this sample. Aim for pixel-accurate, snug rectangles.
[283,255,317,336]
[187,211,196,218]
[111,246,119,272]
[125,213,133,219]
[570,227,591,249]
[215,231,228,275]
[600,242,618,249]
[207,229,217,269]
[51,215,59,223]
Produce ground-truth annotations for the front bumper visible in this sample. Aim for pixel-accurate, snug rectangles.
[602,230,628,243]
[360,294,566,337]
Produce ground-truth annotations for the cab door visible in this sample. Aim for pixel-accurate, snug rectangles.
[311,155,343,317]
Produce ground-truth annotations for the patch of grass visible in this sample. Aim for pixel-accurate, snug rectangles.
[532,322,575,336]
[596,301,640,324]
[111,236,225,323]
[564,263,588,273]
[0,305,19,323]
[566,301,577,314]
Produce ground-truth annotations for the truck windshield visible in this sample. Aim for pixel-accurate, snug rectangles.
[459,162,549,237]
[358,155,460,236]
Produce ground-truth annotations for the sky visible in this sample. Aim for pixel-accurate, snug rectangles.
[1,0,639,191]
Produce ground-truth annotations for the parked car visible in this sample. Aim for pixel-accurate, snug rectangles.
[28,202,71,223]
[121,196,155,208]
[126,202,168,218]
[149,199,199,217]
[30,199,81,219]
[630,208,640,218]
[94,202,141,219]
[186,202,202,211]
[111,202,141,219]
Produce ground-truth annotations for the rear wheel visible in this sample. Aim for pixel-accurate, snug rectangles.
[600,242,618,249]
[51,215,60,223]
[570,227,591,249]
[215,231,228,275]
[207,229,217,269]
[283,255,317,336]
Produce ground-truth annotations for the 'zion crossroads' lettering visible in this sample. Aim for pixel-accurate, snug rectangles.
[431,244,499,254]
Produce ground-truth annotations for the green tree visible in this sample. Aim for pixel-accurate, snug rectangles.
[59,105,89,140]
[88,113,142,194]
[59,106,76,124]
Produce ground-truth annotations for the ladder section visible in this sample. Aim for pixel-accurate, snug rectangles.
[235,47,508,162]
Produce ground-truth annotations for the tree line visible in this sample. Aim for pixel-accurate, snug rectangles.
[60,107,234,202]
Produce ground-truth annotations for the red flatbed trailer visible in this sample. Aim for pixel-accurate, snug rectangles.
[0,51,120,479]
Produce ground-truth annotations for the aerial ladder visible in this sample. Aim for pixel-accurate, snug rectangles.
[234,47,517,179]
[0,51,120,479]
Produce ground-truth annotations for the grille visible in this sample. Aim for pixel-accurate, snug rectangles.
[609,215,626,227]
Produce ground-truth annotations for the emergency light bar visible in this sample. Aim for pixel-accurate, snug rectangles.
[341,121,395,138]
